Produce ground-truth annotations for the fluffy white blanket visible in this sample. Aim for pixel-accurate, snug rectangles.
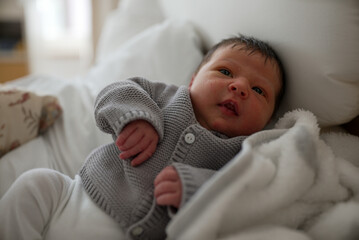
[166,110,359,240]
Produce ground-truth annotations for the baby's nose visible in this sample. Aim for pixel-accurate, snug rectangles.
[229,80,249,98]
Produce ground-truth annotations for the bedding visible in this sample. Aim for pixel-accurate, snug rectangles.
[1,0,358,239]
[166,109,359,240]
[0,76,110,196]
[95,0,164,63]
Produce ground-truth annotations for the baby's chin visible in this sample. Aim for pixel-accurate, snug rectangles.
[202,117,265,137]
[215,124,264,138]
[209,123,242,138]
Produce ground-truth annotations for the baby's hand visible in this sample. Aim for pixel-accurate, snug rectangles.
[116,120,159,167]
[154,166,182,208]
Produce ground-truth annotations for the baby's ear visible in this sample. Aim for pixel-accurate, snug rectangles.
[188,74,196,89]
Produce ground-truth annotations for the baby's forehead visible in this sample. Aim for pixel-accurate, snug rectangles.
[226,43,266,58]
[220,44,282,87]
[215,44,274,66]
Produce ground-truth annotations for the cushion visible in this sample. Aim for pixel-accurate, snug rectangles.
[0,88,62,157]
[159,0,359,127]
[95,0,164,63]
[87,19,204,93]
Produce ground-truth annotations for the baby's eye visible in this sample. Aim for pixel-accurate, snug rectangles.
[252,87,264,96]
[219,69,232,77]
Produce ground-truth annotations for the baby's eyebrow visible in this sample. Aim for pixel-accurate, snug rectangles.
[253,74,276,96]
[217,58,240,69]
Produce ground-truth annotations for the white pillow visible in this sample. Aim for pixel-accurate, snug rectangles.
[87,19,203,94]
[96,0,164,63]
[159,0,359,127]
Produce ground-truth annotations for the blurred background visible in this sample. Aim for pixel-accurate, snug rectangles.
[0,0,117,82]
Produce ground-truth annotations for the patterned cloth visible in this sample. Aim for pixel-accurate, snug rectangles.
[0,88,62,157]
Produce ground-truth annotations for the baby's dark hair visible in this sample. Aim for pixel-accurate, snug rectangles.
[195,34,286,112]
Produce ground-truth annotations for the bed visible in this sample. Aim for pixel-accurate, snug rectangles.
[1,0,359,239]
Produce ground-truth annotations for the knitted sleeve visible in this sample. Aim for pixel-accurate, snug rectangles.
[94,77,178,140]
[172,162,217,209]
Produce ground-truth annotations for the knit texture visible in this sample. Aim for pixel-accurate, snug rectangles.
[79,77,245,239]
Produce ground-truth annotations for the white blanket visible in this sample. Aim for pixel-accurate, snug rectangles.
[167,110,359,240]
[0,76,112,197]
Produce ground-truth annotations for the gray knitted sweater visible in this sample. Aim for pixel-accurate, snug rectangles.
[79,77,246,240]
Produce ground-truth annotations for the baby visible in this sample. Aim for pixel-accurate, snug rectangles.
[0,35,284,240]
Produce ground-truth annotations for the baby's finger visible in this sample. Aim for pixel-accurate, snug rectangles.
[154,166,178,186]
[116,124,137,147]
[130,140,157,166]
[119,149,138,160]
[117,130,144,151]
[154,181,178,198]
[156,193,181,208]
[154,182,181,208]
[119,137,148,159]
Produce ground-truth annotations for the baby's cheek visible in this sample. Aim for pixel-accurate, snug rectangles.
[245,119,267,134]
[209,83,220,94]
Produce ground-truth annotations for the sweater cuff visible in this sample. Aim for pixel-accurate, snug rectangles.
[172,162,216,209]
[112,110,164,141]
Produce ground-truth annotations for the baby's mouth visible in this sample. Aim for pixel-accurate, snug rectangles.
[219,100,239,116]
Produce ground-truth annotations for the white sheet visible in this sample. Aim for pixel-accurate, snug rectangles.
[0,75,111,196]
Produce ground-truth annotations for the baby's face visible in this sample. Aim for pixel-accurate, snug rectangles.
[189,45,281,137]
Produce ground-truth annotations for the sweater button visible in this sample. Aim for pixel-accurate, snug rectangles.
[131,226,143,236]
[184,133,195,144]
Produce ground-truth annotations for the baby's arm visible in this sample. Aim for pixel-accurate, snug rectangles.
[116,120,159,167]
[154,166,182,209]
[95,78,176,143]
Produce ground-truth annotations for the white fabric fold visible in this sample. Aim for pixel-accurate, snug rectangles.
[167,109,359,240]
